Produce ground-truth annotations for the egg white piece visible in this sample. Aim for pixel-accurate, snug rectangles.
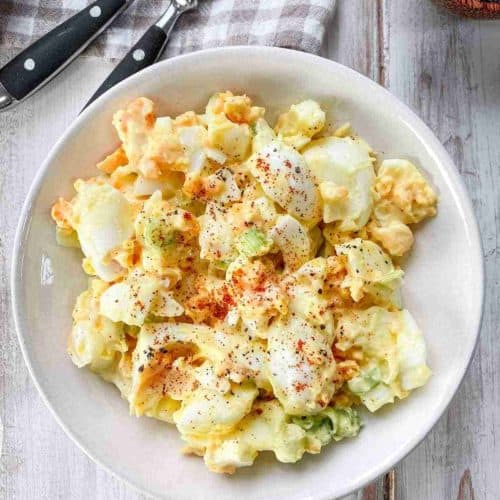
[248,140,320,222]
[303,136,375,230]
[270,214,312,271]
[72,182,134,281]
[266,315,336,415]
[174,383,258,436]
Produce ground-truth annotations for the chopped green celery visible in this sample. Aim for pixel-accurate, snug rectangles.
[291,407,361,446]
[170,191,205,216]
[359,383,396,412]
[235,227,273,257]
[144,219,175,250]
[347,366,382,394]
[213,260,230,271]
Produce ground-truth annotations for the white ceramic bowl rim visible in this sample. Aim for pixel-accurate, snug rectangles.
[11,46,485,500]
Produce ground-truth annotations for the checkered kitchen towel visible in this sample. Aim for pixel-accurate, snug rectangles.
[0,0,336,61]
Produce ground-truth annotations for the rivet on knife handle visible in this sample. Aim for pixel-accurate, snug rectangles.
[0,0,133,112]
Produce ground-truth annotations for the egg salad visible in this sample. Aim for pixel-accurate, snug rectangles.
[51,92,437,474]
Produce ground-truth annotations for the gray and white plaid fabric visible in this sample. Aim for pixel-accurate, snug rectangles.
[0,0,336,61]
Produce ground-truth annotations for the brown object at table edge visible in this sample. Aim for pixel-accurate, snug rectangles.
[433,0,500,18]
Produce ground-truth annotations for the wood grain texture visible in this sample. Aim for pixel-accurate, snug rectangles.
[0,52,142,500]
[1,1,499,498]
[382,3,499,500]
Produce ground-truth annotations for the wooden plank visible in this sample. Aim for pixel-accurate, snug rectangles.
[327,10,395,500]
[326,0,383,81]
[326,2,389,498]
[1,1,498,498]
[0,52,145,500]
[332,2,499,498]
[381,2,500,499]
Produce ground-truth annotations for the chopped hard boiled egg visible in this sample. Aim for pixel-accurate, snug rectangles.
[266,315,336,415]
[335,238,403,307]
[174,383,258,436]
[53,92,436,474]
[270,214,312,271]
[68,279,127,372]
[248,140,321,222]
[183,400,360,474]
[71,182,134,282]
[275,100,326,149]
[336,307,431,412]
[303,136,375,230]
[374,159,437,224]
[369,159,437,256]
[99,269,184,326]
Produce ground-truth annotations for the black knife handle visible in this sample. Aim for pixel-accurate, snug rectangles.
[84,26,168,109]
[0,0,129,102]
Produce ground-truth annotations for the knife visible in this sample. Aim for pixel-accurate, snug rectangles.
[83,0,198,110]
[0,0,134,112]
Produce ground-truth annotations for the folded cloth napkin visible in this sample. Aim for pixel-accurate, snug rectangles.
[0,0,336,61]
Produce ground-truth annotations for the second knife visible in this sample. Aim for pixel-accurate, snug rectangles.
[83,0,198,110]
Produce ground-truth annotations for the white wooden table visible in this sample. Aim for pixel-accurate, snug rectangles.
[1,1,498,498]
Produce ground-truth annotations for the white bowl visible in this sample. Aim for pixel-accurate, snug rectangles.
[11,46,484,500]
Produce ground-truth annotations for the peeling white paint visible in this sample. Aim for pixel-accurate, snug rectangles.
[0,416,3,457]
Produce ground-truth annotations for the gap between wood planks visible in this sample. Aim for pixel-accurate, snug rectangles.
[376,0,388,87]
[360,2,392,497]
[457,469,475,500]
[357,1,481,498]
